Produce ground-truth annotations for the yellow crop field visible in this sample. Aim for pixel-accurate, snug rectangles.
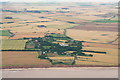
[67,29,118,43]
[76,52,118,66]
[3,25,64,39]
[82,47,118,56]
[10,32,45,39]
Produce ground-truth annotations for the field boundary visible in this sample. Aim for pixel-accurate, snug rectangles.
[1,65,119,69]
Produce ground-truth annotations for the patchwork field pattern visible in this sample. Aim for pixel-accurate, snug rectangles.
[1,2,119,67]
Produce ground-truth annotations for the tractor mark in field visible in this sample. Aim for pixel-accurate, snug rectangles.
[83,42,118,49]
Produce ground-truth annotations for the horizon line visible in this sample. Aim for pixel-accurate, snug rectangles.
[0,0,119,3]
[0,1,119,3]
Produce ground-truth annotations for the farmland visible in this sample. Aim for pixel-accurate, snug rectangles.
[0,30,12,36]
[66,29,118,43]
[2,51,51,66]
[92,19,119,23]
[1,2,119,68]
[49,57,75,65]
[2,40,27,50]
[76,52,118,66]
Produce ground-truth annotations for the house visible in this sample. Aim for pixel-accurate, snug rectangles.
[59,43,69,46]
[64,51,76,55]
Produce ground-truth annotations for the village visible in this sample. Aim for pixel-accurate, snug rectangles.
[25,33,93,65]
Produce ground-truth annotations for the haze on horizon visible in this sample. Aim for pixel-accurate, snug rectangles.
[1,0,119,2]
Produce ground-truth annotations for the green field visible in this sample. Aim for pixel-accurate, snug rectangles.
[50,34,66,37]
[2,40,27,50]
[93,19,119,23]
[0,30,12,36]
[46,24,78,29]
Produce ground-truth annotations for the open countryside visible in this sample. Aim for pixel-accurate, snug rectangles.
[1,2,119,68]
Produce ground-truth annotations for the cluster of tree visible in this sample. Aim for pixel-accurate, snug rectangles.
[24,34,94,65]
[37,25,46,28]
[25,34,94,59]
[57,8,69,10]
[2,10,22,13]
[38,53,52,62]
[67,21,76,24]
[4,17,13,19]
[26,10,50,13]
[45,35,72,40]
[0,22,3,24]
[2,9,50,13]
[26,35,84,56]
[39,17,46,18]
[7,22,14,23]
